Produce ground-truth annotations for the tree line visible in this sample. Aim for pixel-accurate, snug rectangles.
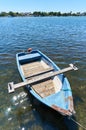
[0,11,86,17]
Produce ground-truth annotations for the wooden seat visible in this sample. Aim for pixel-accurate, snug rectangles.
[32,79,55,98]
[26,67,54,78]
[19,53,41,64]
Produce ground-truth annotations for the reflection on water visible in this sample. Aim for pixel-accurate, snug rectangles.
[0,16,86,130]
[11,92,28,105]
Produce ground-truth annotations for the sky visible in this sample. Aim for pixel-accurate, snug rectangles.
[0,0,86,13]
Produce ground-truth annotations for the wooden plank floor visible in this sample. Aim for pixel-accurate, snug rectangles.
[21,61,51,78]
[21,61,43,77]
[21,61,55,98]
[32,79,55,98]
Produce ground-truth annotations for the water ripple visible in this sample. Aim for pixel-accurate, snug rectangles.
[0,16,86,130]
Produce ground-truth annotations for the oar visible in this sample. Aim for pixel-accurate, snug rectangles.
[8,64,78,93]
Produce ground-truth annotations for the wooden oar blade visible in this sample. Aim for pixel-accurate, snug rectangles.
[69,64,78,70]
[8,82,15,93]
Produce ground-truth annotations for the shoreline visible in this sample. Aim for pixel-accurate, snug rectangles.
[0,11,86,17]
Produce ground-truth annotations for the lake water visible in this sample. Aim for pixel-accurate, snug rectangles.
[0,16,86,130]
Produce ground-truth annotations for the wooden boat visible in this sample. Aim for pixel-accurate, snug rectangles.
[8,49,78,117]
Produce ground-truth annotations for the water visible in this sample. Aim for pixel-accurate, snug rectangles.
[0,16,86,130]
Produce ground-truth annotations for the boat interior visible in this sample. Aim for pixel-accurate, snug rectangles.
[20,58,62,98]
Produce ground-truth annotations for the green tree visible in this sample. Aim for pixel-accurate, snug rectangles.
[0,12,7,16]
[8,11,16,17]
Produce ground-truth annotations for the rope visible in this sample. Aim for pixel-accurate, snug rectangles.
[71,117,86,130]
